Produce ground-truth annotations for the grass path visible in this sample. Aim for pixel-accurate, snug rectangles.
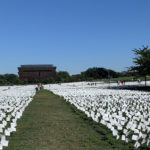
[4,90,135,150]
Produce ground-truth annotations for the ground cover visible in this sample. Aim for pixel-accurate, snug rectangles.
[45,82,150,149]
[4,89,150,150]
[0,85,35,150]
[3,90,128,150]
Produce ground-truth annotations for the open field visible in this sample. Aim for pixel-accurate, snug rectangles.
[45,82,150,149]
[0,81,150,149]
[4,90,133,150]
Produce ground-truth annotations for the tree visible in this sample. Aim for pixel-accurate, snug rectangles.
[107,69,120,78]
[56,71,70,82]
[80,67,119,80]
[71,74,82,82]
[81,67,108,80]
[131,46,150,85]
[4,74,20,85]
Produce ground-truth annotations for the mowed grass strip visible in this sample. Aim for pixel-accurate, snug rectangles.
[4,90,134,150]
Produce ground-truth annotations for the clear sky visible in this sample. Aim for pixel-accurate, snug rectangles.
[0,0,150,75]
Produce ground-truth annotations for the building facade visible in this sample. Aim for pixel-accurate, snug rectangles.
[18,64,56,82]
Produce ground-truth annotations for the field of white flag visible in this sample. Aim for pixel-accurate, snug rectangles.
[0,81,149,149]
[45,82,150,148]
[0,85,36,150]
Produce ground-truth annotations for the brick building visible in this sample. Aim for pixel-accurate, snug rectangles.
[18,64,56,82]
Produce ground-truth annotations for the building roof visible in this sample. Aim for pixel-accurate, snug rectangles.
[20,64,55,68]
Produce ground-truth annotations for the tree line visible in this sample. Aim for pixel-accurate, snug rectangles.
[0,68,124,85]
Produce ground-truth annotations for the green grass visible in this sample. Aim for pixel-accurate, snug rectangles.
[110,76,135,82]
[4,90,150,150]
[99,76,134,83]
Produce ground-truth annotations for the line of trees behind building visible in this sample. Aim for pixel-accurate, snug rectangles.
[0,67,129,86]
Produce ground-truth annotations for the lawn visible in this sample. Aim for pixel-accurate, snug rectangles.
[4,90,147,150]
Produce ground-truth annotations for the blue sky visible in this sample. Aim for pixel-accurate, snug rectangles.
[0,0,150,75]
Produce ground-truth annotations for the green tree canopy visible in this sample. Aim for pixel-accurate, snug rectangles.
[56,71,70,82]
[4,74,20,84]
[81,67,119,80]
[131,46,150,85]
